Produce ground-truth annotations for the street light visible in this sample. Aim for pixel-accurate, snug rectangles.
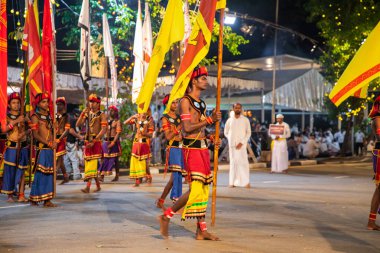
[271,0,279,123]
[224,14,236,25]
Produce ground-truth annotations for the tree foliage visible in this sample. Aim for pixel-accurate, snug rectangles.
[305,0,380,119]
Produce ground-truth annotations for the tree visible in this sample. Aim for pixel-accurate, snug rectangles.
[305,0,380,120]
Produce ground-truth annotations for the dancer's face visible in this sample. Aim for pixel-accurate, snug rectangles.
[193,75,209,91]
[9,99,20,112]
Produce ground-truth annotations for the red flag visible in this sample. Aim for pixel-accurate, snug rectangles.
[0,0,7,132]
[42,0,54,117]
[22,1,43,110]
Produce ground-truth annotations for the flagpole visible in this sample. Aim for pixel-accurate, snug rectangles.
[211,7,224,227]
[105,56,109,108]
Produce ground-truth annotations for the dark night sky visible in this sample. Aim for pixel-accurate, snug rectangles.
[7,0,321,73]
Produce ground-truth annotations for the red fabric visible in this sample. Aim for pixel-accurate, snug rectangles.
[23,2,44,111]
[131,142,150,157]
[0,0,7,132]
[182,148,212,184]
[42,0,54,119]
[84,141,103,160]
[56,138,66,156]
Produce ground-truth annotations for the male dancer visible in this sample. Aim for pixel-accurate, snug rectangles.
[1,92,29,202]
[156,95,185,209]
[367,96,380,230]
[99,105,122,182]
[124,112,152,186]
[55,97,71,184]
[158,66,221,240]
[29,92,56,207]
[76,94,107,193]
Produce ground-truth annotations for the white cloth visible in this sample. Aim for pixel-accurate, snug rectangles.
[270,122,291,173]
[334,131,344,143]
[355,131,364,143]
[224,115,251,187]
[303,139,320,158]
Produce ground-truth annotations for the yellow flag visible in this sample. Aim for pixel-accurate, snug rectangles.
[136,0,184,113]
[164,0,222,114]
[329,22,380,106]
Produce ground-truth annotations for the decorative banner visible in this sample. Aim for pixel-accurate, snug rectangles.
[42,0,54,118]
[164,0,226,113]
[0,0,7,132]
[329,21,380,106]
[132,0,144,104]
[78,0,91,89]
[136,0,185,113]
[142,2,153,75]
[22,0,44,109]
[102,13,118,103]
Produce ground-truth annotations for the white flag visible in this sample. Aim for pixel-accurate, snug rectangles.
[142,2,153,75]
[132,0,144,104]
[182,0,191,57]
[102,13,118,103]
[78,0,91,89]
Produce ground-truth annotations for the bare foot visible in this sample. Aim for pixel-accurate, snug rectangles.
[156,199,164,209]
[7,197,15,203]
[245,184,251,188]
[228,185,235,188]
[30,201,39,207]
[81,187,90,193]
[196,230,220,241]
[18,197,28,202]
[111,176,119,182]
[158,215,170,239]
[93,187,101,192]
[59,178,69,185]
[367,222,380,231]
[43,200,57,208]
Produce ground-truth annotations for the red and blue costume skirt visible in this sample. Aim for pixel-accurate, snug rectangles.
[1,142,29,194]
[372,142,380,185]
[0,135,6,178]
[181,138,213,220]
[84,140,103,181]
[129,138,151,179]
[29,146,54,202]
[56,136,67,157]
[166,141,186,200]
[99,138,121,175]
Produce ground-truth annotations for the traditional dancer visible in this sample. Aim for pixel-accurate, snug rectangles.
[158,66,221,240]
[124,112,153,187]
[76,94,107,193]
[55,97,71,184]
[156,95,185,209]
[0,129,6,189]
[367,96,380,230]
[29,92,56,207]
[1,92,30,202]
[99,105,122,182]
[145,108,155,184]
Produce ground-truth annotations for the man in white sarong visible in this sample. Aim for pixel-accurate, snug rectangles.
[270,114,291,173]
[224,103,251,188]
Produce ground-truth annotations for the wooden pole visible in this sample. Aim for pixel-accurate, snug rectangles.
[211,8,225,227]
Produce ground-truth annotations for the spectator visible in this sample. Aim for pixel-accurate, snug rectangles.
[354,129,365,156]
[303,133,320,159]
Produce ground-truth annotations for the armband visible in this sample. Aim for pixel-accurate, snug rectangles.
[180,114,191,121]
[101,121,107,127]
[8,124,14,130]
[162,123,171,131]
[376,128,380,135]
[205,116,213,125]
[64,123,70,130]
[29,123,38,130]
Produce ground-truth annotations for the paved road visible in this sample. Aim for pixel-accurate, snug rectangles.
[0,161,379,253]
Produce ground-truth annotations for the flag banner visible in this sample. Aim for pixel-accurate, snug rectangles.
[42,0,54,118]
[78,0,91,89]
[142,2,153,74]
[23,1,44,109]
[102,13,118,103]
[132,0,144,104]
[329,21,380,106]
[0,0,7,131]
[136,0,184,113]
[164,0,222,113]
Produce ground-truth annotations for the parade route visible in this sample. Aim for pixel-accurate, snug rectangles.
[1,161,379,253]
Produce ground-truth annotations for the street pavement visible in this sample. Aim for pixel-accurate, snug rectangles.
[0,159,379,253]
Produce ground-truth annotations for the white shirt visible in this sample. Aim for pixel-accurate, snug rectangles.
[355,131,364,143]
[303,139,320,155]
[224,115,251,147]
[334,131,344,143]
